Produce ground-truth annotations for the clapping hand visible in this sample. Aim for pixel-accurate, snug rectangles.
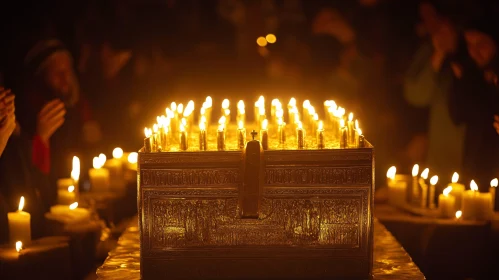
[0,88,16,156]
[37,99,66,144]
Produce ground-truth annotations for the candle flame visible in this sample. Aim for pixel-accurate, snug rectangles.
[262,119,268,130]
[224,109,230,116]
[237,100,245,110]
[69,202,78,210]
[443,186,452,196]
[186,100,194,112]
[303,100,311,109]
[271,99,279,106]
[166,108,174,119]
[297,121,303,129]
[71,156,80,181]
[340,119,345,127]
[421,168,429,180]
[452,172,459,183]
[171,102,177,111]
[348,112,353,122]
[128,152,138,164]
[276,109,283,118]
[313,113,319,121]
[318,121,324,130]
[455,210,462,219]
[180,123,185,132]
[470,180,478,191]
[93,156,104,169]
[177,103,184,114]
[200,116,207,124]
[205,96,213,108]
[112,147,123,159]
[222,99,230,109]
[386,166,396,180]
[199,121,206,131]
[288,98,296,107]
[430,175,439,185]
[238,120,244,129]
[309,106,315,116]
[99,153,107,163]
[491,178,498,187]
[219,116,226,125]
[355,120,359,130]
[16,241,22,252]
[357,128,363,136]
[200,107,206,115]
[68,185,75,193]
[144,127,152,138]
[18,196,24,212]
[153,124,158,133]
[258,106,265,116]
[412,164,419,177]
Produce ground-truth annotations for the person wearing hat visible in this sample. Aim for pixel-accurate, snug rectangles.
[446,16,499,191]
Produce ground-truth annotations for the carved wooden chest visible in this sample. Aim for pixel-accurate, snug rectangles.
[138,140,374,279]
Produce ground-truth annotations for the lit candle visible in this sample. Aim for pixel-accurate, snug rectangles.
[105,147,125,191]
[313,112,319,132]
[127,152,138,171]
[347,113,355,147]
[461,180,491,220]
[237,100,245,125]
[50,202,91,224]
[354,120,360,148]
[386,166,397,187]
[217,121,225,151]
[340,119,347,149]
[357,128,364,148]
[71,156,80,195]
[448,172,465,210]
[8,197,31,245]
[152,124,159,152]
[317,120,325,149]
[386,166,407,207]
[419,168,429,208]
[438,186,456,218]
[179,123,188,151]
[238,120,246,150]
[16,241,22,253]
[205,96,213,125]
[409,164,419,204]
[288,97,296,124]
[57,185,76,205]
[296,121,305,149]
[222,99,230,125]
[490,178,497,212]
[199,121,208,151]
[278,118,286,145]
[144,127,152,152]
[260,119,268,150]
[89,156,110,192]
[171,102,178,136]
[333,107,345,142]
[429,175,438,209]
[455,210,462,220]
[258,105,266,129]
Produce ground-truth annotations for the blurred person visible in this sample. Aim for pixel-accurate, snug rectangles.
[404,1,462,177]
[446,17,499,189]
[0,88,16,156]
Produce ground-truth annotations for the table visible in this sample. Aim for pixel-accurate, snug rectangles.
[96,217,425,279]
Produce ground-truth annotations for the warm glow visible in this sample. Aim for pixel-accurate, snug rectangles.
[200,116,207,124]
[421,168,429,180]
[276,109,283,118]
[16,241,22,252]
[355,120,359,130]
[412,164,419,177]
[222,99,230,109]
[128,152,138,164]
[186,100,194,113]
[313,113,319,121]
[71,156,80,181]
[166,108,174,119]
[237,100,245,111]
[199,121,206,131]
[297,121,303,130]
[177,103,184,114]
[144,128,152,138]
[181,118,187,126]
[93,156,105,169]
[256,36,267,47]
[238,120,244,129]
[258,106,265,116]
[452,172,459,184]
[224,109,230,116]
[278,118,283,126]
[303,100,311,109]
[153,124,158,133]
[180,123,185,132]
[443,186,453,196]
[200,107,206,115]
[348,112,353,122]
[262,119,268,130]
[171,102,177,112]
[205,96,213,108]
[318,121,324,130]
[294,113,300,123]
[470,180,479,192]
[69,202,78,210]
[289,98,296,107]
[266,34,277,43]
[112,147,124,159]
[430,175,439,185]
[491,178,498,188]
[68,185,75,193]
[18,196,24,212]
[99,153,107,163]
[219,116,226,125]
[357,128,363,136]
[455,210,462,219]
[386,166,396,180]
[271,99,279,106]
[340,119,345,127]
[309,106,315,116]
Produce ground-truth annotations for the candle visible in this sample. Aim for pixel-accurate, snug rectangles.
[179,123,188,151]
[105,147,125,191]
[89,156,110,192]
[449,172,465,210]
[357,128,364,148]
[296,121,305,149]
[386,166,406,207]
[152,124,159,152]
[419,168,429,208]
[205,96,213,125]
[57,185,76,205]
[461,180,491,220]
[278,119,286,145]
[288,98,296,124]
[340,119,347,149]
[410,164,420,204]
[260,119,268,150]
[354,120,360,148]
[237,100,245,125]
[317,120,325,149]
[490,178,497,212]
[71,156,80,190]
[144,127,152,152]
[217,118,225,151]
[429,175,438,209]
[8,197,31,245]
[199,122,208,151]
[347,113,355,147]
[127,152,138,171]
[50,202,91,224]
[238,120,246,150]
[16,241,22,252]
[438,186,456,218]
[455,210,462,221]
[222,99,231,125]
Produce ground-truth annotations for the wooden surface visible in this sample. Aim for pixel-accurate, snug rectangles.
[96,217,425,280]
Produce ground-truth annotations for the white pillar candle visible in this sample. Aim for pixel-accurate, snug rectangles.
[439,186,456,218]
[105,148,125,191]
[429,175,438,209]
[411,164,420,204]
[57,185,76,205]
[8,197,31,245]
[461,180,489,220]
[490,178,498,212]
[50,202,91,224]
[448,172,465,210]
[89,156,110,192]
[475,192,492,220]
[419,168,429,208]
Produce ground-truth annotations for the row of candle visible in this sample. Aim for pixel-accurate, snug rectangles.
[387,165,498,220]
[143,96,365,152]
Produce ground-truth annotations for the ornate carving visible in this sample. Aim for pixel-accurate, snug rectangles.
[265,167,372,186]
[141,169,241,186]
[140,151,242,165]
[264,150,373,163]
